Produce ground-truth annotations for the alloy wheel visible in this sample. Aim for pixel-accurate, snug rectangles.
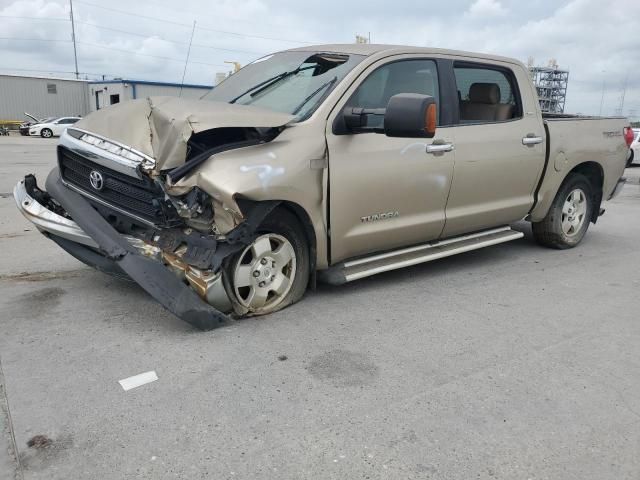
[561,188,587,236]
[232,233,297,312]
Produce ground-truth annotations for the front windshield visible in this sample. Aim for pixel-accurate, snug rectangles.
[203,51,365,121]
[43,117,57,123]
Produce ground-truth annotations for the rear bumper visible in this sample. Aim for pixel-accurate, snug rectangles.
[14,171,232,330]
[608,176,626,200]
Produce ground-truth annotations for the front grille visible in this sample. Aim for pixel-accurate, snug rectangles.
[58,146,171,224]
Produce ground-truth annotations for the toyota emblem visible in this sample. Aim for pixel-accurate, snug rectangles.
[89,170,104,190]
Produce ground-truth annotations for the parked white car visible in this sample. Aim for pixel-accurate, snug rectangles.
[629,128,640,166]
[29,117,81,138]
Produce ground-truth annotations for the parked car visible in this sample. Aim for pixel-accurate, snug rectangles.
[628,128,640,166]
[28,116,81,138]
[14,44,631,330]
[19,112,44,136]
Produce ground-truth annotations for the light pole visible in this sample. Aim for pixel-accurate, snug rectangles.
[69,0,79,79]
[598,70,606,116]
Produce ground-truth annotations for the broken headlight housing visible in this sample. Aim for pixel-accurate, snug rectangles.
[67,128,156,171]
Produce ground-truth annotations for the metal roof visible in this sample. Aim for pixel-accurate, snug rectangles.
[0,73,89,83]
[88,79,212,89]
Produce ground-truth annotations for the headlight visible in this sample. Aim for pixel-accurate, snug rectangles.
[76,131,155,171]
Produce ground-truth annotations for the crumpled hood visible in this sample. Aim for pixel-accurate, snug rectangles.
[73,96,295,170]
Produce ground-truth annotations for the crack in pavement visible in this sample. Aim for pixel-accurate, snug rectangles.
[0,355,23,480]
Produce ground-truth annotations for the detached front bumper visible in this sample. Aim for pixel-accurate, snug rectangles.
[14,170,232,330]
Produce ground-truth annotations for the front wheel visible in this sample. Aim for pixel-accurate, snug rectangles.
[532,173,594,249]
[40,128,53,138]
[225,208,309,316]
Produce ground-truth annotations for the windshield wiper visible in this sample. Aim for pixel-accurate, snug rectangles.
[229,65,316,104]
[292,76,338,116]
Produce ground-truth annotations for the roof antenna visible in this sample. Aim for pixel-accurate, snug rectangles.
[179,20,196,97]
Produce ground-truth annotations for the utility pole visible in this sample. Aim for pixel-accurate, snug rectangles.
[179,20,196,97]
[69,0,79,79]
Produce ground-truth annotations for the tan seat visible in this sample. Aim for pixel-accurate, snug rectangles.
[460,82,513,122]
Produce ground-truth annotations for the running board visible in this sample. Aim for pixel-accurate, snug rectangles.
[319,226,523,285]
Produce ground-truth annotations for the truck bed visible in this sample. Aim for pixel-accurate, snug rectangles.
[529,114,629,222]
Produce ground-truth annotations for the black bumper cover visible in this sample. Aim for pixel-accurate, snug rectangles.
[44,168,230,331]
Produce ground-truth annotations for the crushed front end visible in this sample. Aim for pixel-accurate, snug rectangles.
[14,121,284,330]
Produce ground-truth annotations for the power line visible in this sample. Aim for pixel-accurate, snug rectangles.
[0,67,214,84]
[0,36,231,68]
[0,15,69,21]
[73,19,266,55]
[73,0,316,45]
[0,15,266,56]
[0,37,72,43]
[74,0,192,28]
[75,41,227,67]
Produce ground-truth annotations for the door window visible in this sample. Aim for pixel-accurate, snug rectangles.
[348,59,440,128]
[454,64,521,123]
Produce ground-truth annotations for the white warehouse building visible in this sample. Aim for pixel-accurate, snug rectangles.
[88,79,212,112]
[0,74,90,121]
[0,75,213,122]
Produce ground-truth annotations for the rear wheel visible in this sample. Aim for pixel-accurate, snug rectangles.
[40,128,53,138]
[532,173,594,249]
[225,208,309,316]
[627,150,634,168]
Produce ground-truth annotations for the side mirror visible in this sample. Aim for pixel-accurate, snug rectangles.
[343,106,385,132]
[384,93,436,138]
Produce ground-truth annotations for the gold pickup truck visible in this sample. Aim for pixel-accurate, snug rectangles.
[14,44,633,329]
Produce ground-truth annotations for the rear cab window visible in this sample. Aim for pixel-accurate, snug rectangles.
[454,63,522,124]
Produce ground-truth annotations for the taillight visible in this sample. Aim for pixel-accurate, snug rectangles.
[623,127,634,147]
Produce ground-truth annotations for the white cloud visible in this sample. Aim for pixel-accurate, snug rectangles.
[0,0,638,118]
[467,0,507,17]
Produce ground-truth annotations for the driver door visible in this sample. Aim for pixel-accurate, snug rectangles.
[326,57,455,263]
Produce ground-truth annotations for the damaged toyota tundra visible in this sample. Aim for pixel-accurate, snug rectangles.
[14,44,632,330]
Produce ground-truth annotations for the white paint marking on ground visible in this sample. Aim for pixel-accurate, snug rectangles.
[118,371,158,391]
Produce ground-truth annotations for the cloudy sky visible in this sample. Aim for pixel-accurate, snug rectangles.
[1,0,638,118]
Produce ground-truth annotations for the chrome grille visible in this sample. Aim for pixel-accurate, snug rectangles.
[58,146,164,224]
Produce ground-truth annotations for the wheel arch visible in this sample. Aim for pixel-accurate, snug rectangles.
[531,160,604,223]
[275,201,318,285]
[233,197,318,285]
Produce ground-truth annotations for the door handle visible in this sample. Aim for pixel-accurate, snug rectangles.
[426,143,454,154]
[522,134,543,146]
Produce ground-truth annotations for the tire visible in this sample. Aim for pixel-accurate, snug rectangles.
[225,208,310,316]
[627,150,635,168]
[532,173,595,249]
[40,128,53,138]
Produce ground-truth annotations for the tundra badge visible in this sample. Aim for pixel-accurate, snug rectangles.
[361,211,399,223]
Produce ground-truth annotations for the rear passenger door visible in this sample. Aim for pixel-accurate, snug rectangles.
[441,61,546,237]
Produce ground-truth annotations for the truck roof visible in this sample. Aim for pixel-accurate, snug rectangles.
[287,44,524,67]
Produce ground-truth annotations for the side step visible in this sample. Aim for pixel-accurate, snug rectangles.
[319,226,524,285]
